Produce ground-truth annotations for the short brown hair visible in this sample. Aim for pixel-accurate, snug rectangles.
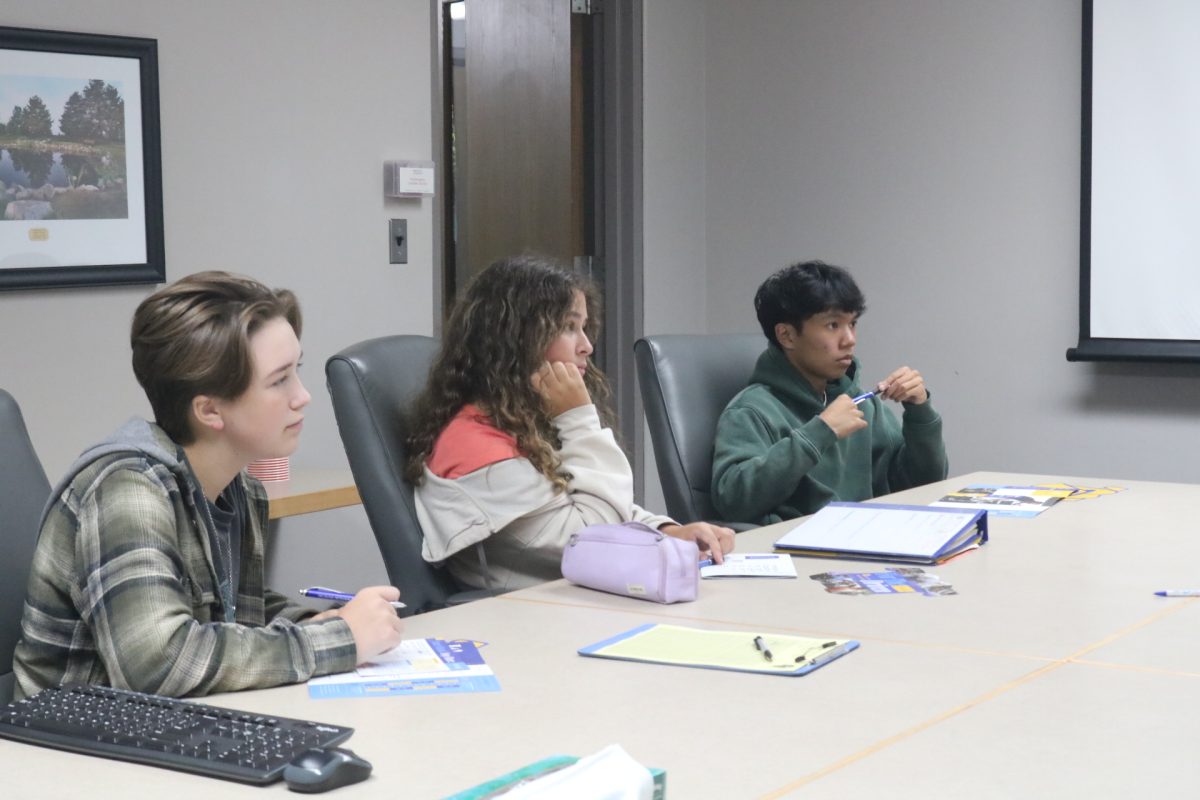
[131,271,302,444]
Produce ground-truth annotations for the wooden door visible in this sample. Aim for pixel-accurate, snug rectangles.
[442,0,590,306]
[438,0,646,489]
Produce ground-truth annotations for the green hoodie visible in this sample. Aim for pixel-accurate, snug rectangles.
[711,346,947,525]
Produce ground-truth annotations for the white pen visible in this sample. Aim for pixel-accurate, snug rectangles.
[1154,589,1200,597]
[852,391,875,405]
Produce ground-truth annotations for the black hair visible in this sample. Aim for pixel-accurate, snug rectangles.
[754,260,866,348]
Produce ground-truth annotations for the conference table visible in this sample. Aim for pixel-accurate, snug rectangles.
[6,471,1200,798]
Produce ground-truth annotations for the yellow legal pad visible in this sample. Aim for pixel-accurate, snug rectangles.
[578,623,858,676]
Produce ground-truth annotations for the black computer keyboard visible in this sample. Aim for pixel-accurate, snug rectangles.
[0,684,354,785]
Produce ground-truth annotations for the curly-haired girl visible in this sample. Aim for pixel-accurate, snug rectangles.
[407,256,734,591]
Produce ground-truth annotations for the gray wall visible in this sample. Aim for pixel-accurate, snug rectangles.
[645,0,1200,488]
[641,0,711,512]
[643,0,707,337]
[7,0,1198,596]
[1,1,438,591]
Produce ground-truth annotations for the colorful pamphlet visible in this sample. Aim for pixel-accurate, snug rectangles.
[810,567,957,596]
[1032,482,1125,501]
[930,484,1076,518]
[307,637,498,699]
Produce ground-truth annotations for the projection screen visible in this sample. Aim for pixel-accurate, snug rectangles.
[1068,0,1200,362]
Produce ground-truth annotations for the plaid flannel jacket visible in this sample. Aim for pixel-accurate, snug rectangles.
[12,424,357,700]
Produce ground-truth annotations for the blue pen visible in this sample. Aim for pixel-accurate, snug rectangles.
[300,586,406,608]
[1154,589,1200,597]
[698,559,714,568]
[852,391,875,405]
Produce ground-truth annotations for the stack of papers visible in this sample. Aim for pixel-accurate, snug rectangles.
[308,638,499,699]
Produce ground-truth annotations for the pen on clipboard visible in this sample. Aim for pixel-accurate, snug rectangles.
[795,641,840,664]
[300,586,406,609]
[753,635,773,662]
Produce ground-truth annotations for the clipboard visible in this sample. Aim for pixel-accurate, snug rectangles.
[578,623,859,676]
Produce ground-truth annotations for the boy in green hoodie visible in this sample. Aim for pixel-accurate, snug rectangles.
[711,261,948,525]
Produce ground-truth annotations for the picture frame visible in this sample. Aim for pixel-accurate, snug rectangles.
[0,26,163,291]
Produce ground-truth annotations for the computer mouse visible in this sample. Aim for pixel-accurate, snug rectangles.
[283,746,372,793]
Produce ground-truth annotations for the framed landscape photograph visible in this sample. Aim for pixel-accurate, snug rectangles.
[0,26,163,291]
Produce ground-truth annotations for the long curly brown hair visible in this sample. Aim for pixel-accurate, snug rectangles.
[405,256,614,491]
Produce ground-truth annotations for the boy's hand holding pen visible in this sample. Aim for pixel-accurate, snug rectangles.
[823,364,930,438]
[301,586,407,665]
[301,586,406,609]
[820,394,868,439]
[873,366,929,404]
[844,364,930,413]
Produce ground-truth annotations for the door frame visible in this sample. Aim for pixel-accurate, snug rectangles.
[429,0,646,494]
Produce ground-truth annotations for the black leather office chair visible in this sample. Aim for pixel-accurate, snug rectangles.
[0,389,52,704]
[634,334,764,528]
[326,336,494,616]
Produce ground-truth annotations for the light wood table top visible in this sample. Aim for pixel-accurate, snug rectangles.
[7,472,1200,798]
[262,468,361,520]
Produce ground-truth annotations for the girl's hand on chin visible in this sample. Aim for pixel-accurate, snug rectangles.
[532,361,591,417]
